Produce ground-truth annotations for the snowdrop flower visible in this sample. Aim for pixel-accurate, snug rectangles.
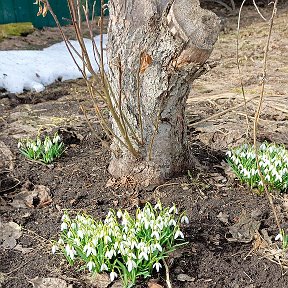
[265,174,271,181]
[62,214,70,222]
[169,205,178,214]
[77,230,84,239]
[53,134,61,144]
[260,143,266,150]
[275,233,283,241]
[61,222,68,231]
[100,263,108,271]
[71,222,77,230]
[138,251,149,261]
[65,244,76,259]
[74,238,81,246]
[87,261,95,271]
[151,230,160,240]
[67,231,72,238]
[153,262,162,272]
[84,244,96,257]
[126,259,137,272]
[154,202,162,210]
[105,249,115,259]
[58,238,64,245]
[169,219,177,226]
[153,243,163,252]
[110,271,117,282]
[51,245,58,254]
[174,230,184,239]
[181,215,189,224]
[117,210,122,218]
[226,150,232,157]
[17,141,22,148]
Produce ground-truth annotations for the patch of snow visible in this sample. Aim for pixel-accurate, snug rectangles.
[0,34,107,94]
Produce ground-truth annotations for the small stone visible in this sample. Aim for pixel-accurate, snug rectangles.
[177,274,195,282]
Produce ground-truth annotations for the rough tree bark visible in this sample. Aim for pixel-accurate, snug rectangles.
[107,0,220,185]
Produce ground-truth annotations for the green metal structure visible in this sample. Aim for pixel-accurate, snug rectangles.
[0,0,106,29]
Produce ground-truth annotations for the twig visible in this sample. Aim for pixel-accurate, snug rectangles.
[252,0,280,231]
[163,259,172,288]
[188,95,258,127]
[236,0,250,136]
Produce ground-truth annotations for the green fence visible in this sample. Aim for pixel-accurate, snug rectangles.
[0,0,106,29]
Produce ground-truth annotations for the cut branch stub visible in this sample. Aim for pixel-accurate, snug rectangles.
[107,0,220,185]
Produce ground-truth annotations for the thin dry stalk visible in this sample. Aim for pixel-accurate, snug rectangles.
[236,0,250,136]
[163,259,173,288]
[39,0,140,158]
[252,0,281,231]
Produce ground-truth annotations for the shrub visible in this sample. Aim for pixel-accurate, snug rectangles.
[226,142,288,192]
[52,202,189,287]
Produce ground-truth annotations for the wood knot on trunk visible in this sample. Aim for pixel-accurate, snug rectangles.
[166,0,220,68]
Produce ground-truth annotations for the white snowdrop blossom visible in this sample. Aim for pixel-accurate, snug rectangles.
[181,215,189,224]
[51,245,58,254]
[110,271,118,282]
[61,222,68,231]
[65,244,76,259]
[275,233,283,241]
[87,261,95,271]
[100,263,108,272]
[126,259,137,272]
[174,230,184,239]
[153,262,162,272]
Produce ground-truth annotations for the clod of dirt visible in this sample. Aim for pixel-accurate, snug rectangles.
[226,211,261,243]
[58,127,83,145]
[0,141,14,171]
[177,274,195,282]
[27,277,72,288]
[0,221,22,249]
[9,184,52,209]
[0,170,20,194]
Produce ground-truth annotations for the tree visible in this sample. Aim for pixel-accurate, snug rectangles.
[36,0,220,185]
[107,0,220,185]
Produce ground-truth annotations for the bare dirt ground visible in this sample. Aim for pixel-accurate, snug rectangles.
[1,3,288,288]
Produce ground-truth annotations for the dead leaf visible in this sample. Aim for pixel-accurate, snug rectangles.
[10,185,52,209]
[106,178,116,188]
[0,272,6,286]
[0,221,22,249]
[28,277,72,288]
[147,280,163,288]
[217,212,229,225]
[110,280,123,288]
[82,273,110,288]
[14,244,33,254]
[177,274,195,282]
[140,52,152,74]
[226,211,261,243]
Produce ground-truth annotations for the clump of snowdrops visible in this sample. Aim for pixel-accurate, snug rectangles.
[226,142,288,192]
[52,202,189,287]
[18,133,64,164]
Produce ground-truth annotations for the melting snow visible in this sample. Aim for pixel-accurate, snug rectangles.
[0,34,107,94]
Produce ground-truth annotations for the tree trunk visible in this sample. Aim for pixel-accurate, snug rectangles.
[107,0,220,185]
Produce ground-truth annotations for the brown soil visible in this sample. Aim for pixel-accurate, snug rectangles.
[1,3,288,288]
